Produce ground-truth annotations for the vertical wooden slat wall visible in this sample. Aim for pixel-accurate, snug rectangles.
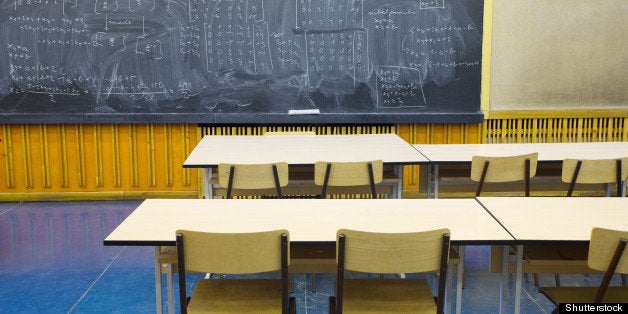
[0,124,198,201]
[1,112,626,201]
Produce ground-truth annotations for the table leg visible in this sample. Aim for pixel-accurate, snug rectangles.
[434,164,440,199]
[166,263,174,314]
[605,183,611,197]
[394,165,403,199]
[427,164,432,199]
[514,245,523,314]
[456,246,464,314]
[154,247,163,314]
[204,168,212,199]
[500,245,508,314]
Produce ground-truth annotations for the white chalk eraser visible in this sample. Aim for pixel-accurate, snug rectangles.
[288,109,320,115]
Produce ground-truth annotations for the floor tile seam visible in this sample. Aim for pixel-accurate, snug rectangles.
[67,246,127,313]
[521,285,550,314]
[0,203,20,216]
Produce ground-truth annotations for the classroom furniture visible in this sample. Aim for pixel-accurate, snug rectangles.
[538,227,628,311]
[476,197,628,314]
[563,158,628,197]
[470,153,538,290]
[329,228,450,314]
[471,153,538,197]
[315,160,382,198]
[217,162,289,198]
[184,133,427,199]
[415,142,628,198]
[156,162,291,311]
[523,158,628,287]
[104,198,515,314]
[175,229,295,314]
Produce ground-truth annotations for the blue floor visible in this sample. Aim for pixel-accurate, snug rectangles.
[0,201,622,313]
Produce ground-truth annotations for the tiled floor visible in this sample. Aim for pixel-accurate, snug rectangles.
[0,201,622,313]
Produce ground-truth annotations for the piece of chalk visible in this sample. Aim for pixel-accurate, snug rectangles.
[288,109,320,115]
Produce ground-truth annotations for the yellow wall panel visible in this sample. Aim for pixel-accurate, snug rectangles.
[0,124,198,201]
[1,113,625,201]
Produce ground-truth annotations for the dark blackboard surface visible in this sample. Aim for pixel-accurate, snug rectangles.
[0,0,484,124]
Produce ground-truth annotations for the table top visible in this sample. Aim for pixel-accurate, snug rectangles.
[413,142,628,163]
[477,197,628,244]
[183,133,427,167]
[104,198,514,246]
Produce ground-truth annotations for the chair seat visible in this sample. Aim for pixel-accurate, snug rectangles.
[339,278,436,313]
[539,286,628,304]
[188,279,283,313]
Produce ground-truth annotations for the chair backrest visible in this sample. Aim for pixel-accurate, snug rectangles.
[337,228,450,273]
[562,158,628,196]
[176,229,289,274]
[218,162,289,198]
[587,227,628,302]
[335,228,450,313]
[176,229,290,313]
[588,227,628,274]
[314,160,383,198]
[471,152,538,196]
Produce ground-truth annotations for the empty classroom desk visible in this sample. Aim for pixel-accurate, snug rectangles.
[104,198,515,314]
[414,142,628,198]
[185,133,428,198]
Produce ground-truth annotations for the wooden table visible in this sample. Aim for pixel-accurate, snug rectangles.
[185,133,428,199]
[414,142,628,198]
[105,198,514,314]
[476,197,628,314]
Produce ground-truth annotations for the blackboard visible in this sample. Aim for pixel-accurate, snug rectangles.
[0,0,484,124]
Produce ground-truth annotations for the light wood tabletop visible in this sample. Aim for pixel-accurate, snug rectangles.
[184,133,427,199]
[104,198,514,246]
[477,196,628,244]
[476,196,628,314]
[184,133,427,167]
[414,142,628,163]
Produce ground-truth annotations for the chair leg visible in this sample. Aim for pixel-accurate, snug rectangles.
[533,273,540,286]
[622,274,627,286]
[329,296,336,314]
[311,273,317,292]
[554,273,561,287]
[289,296,296,314]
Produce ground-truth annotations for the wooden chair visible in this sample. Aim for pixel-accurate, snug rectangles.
[154,163,289,312]
[329,228,450,314]
[539,227,628,313]
[314,160,383,198]
[176,229,295,314]
[562,157,628,197]
[217,162,289,198]
[471,152,538,197]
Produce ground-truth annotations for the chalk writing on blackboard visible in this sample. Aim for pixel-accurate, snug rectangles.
[0,0,484,123]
